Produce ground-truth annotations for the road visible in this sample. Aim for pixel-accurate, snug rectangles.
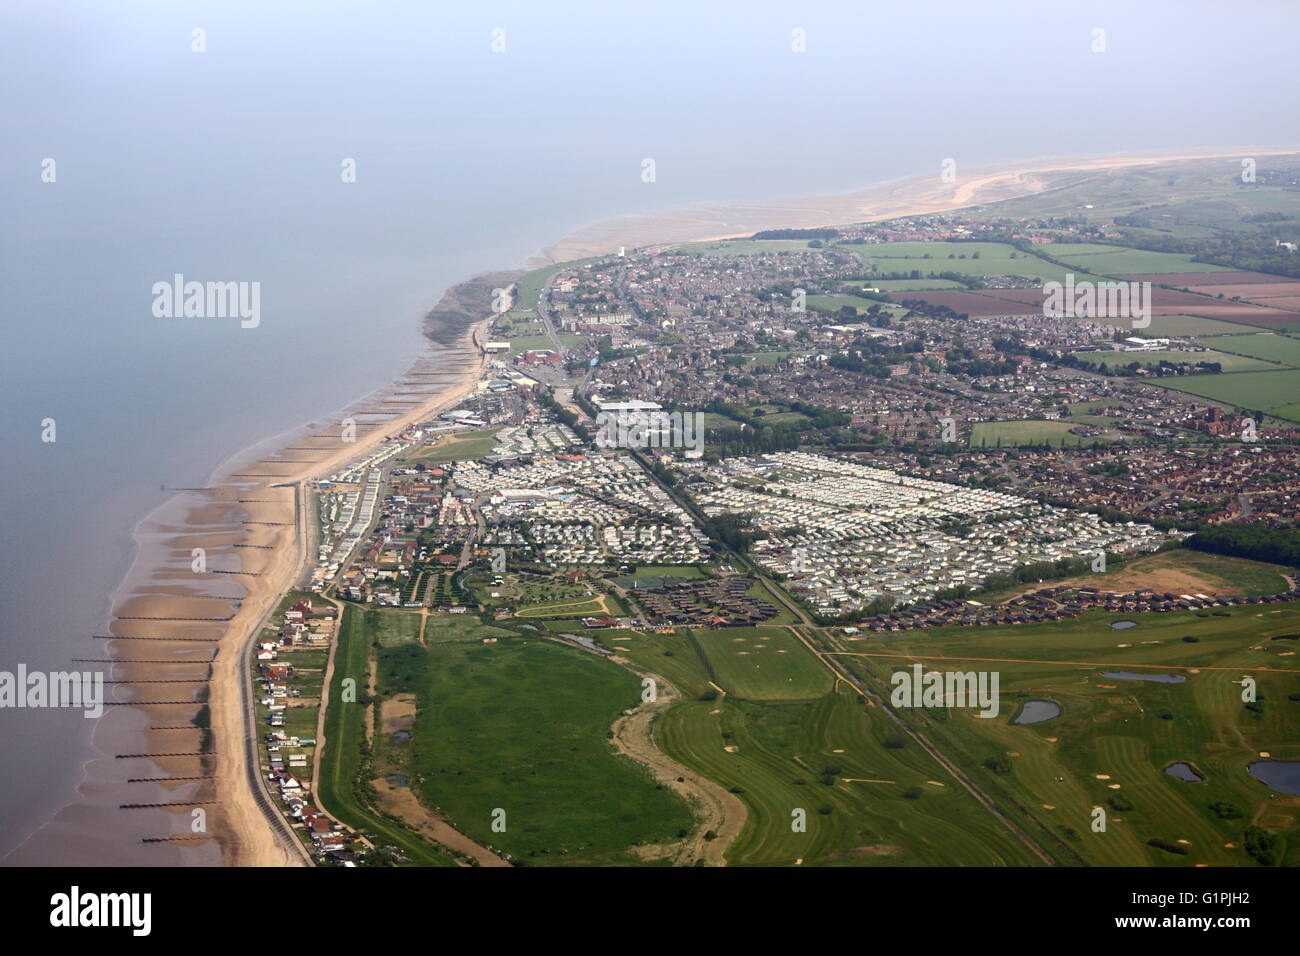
[238,480,315,866]
[533,272,564,353]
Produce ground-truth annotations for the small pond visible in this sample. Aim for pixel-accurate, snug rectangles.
[1011,700,1061,725]
[1100,670,1186,684]
[1109,620,1138,630]
[1165,762,1204,782]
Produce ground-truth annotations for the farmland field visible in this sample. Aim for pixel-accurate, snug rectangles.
[1209,333,1300,368]
[1108,314,1259,337]
[1094,349,1278,373]
[847,241,1074,281]
[1187,282,1300,300]
[969,285,1300,328]
[890,290,1043,316]
[852,278,967,292]
[1119,271,1294,287]
[1154,369,1300,419]
[1043,243,1236,276]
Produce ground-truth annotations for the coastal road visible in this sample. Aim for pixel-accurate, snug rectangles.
[225,321,494,866]
[237,480,314,866]
[534,273,564,354]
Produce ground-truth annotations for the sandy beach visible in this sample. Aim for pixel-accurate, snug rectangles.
[538,147,1300,264]
[73,321,492,867]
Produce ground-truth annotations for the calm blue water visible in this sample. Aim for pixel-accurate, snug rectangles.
[1100,671,1187,684]
[1248,761,1300,796]
[3,0,1298,864]
[1011,700,1061,725]
[1165,762,1204,782]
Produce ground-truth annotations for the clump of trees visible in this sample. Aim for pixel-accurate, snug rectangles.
[1242,825,1280,866]
[1188,525,1300,567]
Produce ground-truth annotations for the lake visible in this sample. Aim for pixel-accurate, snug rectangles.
[1248,761,1300,796]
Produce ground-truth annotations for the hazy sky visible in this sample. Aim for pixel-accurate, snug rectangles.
[4,0,1299,226]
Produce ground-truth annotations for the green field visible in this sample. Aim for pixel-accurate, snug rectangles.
[1210,333,1300,368]
[514,596,610,619]
[422,615,517,644]
[614,565,706,588]
[1043,243,1236,276]
[365,609,424,646]
[692,627,833,700]
[805,294,880,316]
[969,420,1101,448]
[832,602,1300,867]
[316,606,459,866]
[1100,349,1279,373]
[512,257,604,312]
[504,334,557,358]
[1078,311,1259,337]
[408,427,503,463]
[393,635,694,864]
[846,241,1076,281]
[853,278,967,292]
[1155,368,1300,419]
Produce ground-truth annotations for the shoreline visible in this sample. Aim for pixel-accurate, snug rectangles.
[535,145,1300,263]
[8,315,492,867]
[204,319,493,866]
[24,143,1300,866]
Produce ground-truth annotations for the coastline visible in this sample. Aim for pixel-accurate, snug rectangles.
[536,146,1300,263]
[206,322,492,865]
[7,315,492,867]
[23,143,1300,866]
